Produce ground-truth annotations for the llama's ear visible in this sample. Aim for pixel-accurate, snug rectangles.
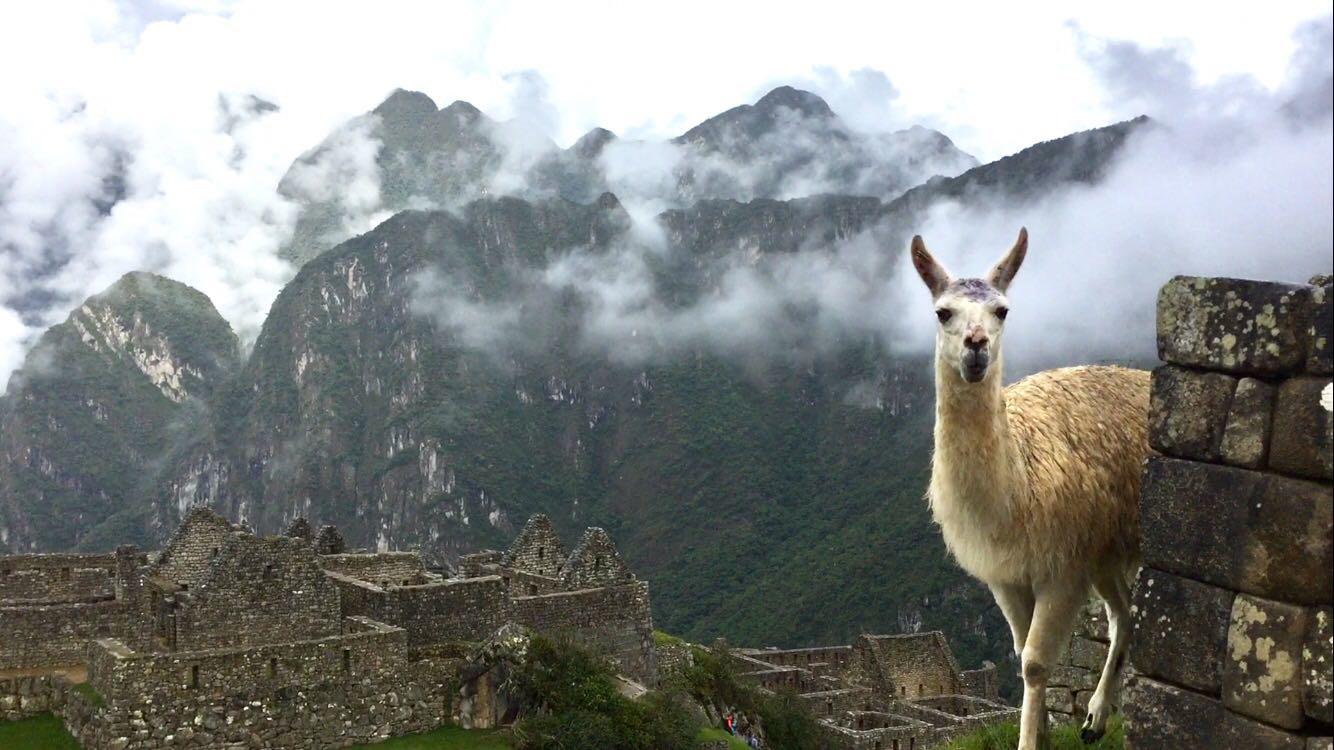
[986,227,1028,292]
[910,235,951,299]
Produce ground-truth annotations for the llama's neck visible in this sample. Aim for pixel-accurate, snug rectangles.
[931,354,1022,513]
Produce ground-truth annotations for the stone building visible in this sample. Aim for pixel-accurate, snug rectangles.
[0,507,657,749]
[731,631,1016,749]
[1121,274,1333,749]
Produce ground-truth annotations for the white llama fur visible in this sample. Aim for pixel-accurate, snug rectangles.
[909,228,1149,750]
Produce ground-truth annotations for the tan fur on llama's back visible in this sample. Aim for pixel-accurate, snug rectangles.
[908,227,1149,750]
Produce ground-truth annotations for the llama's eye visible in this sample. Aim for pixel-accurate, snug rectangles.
[936,309,953,324]
[995,306,1009,321]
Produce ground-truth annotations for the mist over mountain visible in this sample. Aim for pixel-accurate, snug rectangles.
[276,86,978,265]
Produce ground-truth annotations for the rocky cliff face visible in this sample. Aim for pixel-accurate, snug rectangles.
[0,272,239,551]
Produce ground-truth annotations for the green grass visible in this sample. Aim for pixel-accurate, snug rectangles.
[941,716,1123,750]
[695,726,750,748]
[70,682,104,707]
[346,726,512,749]
[654,630,687,647]
[0,715,82,750]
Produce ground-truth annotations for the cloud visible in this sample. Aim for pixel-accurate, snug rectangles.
[407,16,1332,384]
[888,17,1333,371]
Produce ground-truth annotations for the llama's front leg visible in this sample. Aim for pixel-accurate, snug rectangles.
[1082,568,1133,743]
[989,582,1035,660]
[1018,578,1086,750]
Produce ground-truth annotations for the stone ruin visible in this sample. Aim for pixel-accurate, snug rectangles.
[1121,275,1333,749]
[0,509,656,749]
[722,632,1016,749]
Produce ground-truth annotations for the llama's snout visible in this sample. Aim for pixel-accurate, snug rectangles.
[961,346,989,382]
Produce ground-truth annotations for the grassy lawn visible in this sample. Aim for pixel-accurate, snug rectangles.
[346,725,512,749]
[0,715,81,750]
[942,716,1123,750]
[696,726,751,748]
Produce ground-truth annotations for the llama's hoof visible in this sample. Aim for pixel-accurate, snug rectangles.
[1079,727,1105,744]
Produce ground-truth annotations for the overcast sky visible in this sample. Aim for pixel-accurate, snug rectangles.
[1,0,1331,381]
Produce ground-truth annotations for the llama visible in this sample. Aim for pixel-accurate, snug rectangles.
[908,228,1149,749]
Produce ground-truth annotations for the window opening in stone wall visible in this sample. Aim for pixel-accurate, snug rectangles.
[269,657,278,677]
[0,567,9,578]
[343,649,351,673]
[918,683,924,696]
[528,584,538,596]
[264,564,274,580]
[189,664,200,689]
[826,700,833,715]
[210,547,219,559]
[60,567,71,581]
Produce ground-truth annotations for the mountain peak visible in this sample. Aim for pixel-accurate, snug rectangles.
[753,86,834,118]
[572,127,617,158]
[441,100,485,124]
[373,89,439,118]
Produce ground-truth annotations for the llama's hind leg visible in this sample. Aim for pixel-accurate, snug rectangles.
[1082,567,1132,743]
[1018,578,1085,750]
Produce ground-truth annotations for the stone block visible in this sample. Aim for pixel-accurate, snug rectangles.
[1075,599,1110,641]
[1140,457,1333,605]
[1158,275,1312,376]
[1224,594,1309,729]
[1309,738,1333,750]
[1220,377,1276,468]
[1045,687,1073,713]
[1068,637,1109,671]
[1268,376,1334,480]
[1125,675,1305,750]
[1130,568,1234,694]
[1051,664,1099,691]
[1149,365,1236,460]
[1305,606,1333,724]
[1309,276,1332,374]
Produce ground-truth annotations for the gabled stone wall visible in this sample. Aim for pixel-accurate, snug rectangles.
[1124,275,1333,749]
[501,514,565,578]
[174,533,341,651]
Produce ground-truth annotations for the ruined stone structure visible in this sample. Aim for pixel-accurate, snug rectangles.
[732,632,1015,749]
[1122,275,1333,749]
[0,508,656,749]
[1042,600,1111,725]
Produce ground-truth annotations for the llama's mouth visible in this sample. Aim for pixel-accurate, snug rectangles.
[961,351,989,382]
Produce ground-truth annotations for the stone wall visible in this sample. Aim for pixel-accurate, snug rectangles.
[330,573,512,646]
[502,515,566,578]
[173,533,341,651]
[151,508,236,587]
[1043,600,1109,723]
[72,617,455,750]
[512,580,658,684]
[0,599,133,669]
[0,673,72,722]
[0,552,120,603]
[560,527,635,589]
[958,662,1000,702]
[1123,275,1333,749]
[319,552,428,585]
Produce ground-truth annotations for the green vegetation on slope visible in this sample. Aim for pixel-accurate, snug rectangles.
[0,715,81,750]
[941,716,1124,750]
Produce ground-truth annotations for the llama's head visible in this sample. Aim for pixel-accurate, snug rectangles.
[908,228,1028,384]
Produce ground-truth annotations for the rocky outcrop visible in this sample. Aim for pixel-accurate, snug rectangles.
[0,273,239,552]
